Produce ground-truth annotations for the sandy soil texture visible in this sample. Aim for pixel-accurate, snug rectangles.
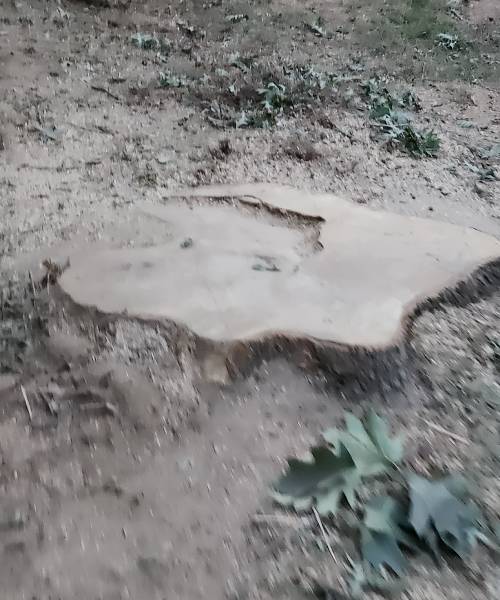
[1,1,499,599]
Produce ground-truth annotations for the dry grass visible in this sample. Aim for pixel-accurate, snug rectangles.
[349,0,500,82]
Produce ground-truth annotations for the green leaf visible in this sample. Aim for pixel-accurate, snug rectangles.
[348,561,404,598]
[401,90,422,111]
[361,527,408,576]
[370,102,393,121]
[273,445,361,516]
[364,497,411,541]
[480,143,500,159]
[408,474,482,558]
[494,520,500,541]
[159,71,189,88]
[399,127,440,157]
[348,562,366,599]
[361,496,418,576]
[131,33,170,52]
[131,33,158,50]
[323,411,404,477]
[436,32,462,50]
[441,474,471,500]
[366,411,405,465]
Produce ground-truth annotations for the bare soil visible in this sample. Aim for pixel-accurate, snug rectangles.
[1,1,500,599]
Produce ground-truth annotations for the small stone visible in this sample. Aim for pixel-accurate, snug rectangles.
[155,153,170,165]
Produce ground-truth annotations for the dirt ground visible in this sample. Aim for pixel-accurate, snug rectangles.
[1,0,500,599]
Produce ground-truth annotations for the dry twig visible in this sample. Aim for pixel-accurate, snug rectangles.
[20,385,33,421]
[313,507,338,565]
[421,419,469,444]
[90,84,122,102]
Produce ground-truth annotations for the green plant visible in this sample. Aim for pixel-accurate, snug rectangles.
[347,558,404,598]
[272,411,499,595]
[274,412,403,515]
[360,496,416,575]
[407,473,484,558]
[159,71,190,88]
[436,32,463,51]
[361,78,439,158]
[402,0,455,41]
[258,82,290,113]
[362,78,421,119]
[231,82,293,129]
[398,126,440,157]
[131,32,170,53]
[200,60,340,130]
